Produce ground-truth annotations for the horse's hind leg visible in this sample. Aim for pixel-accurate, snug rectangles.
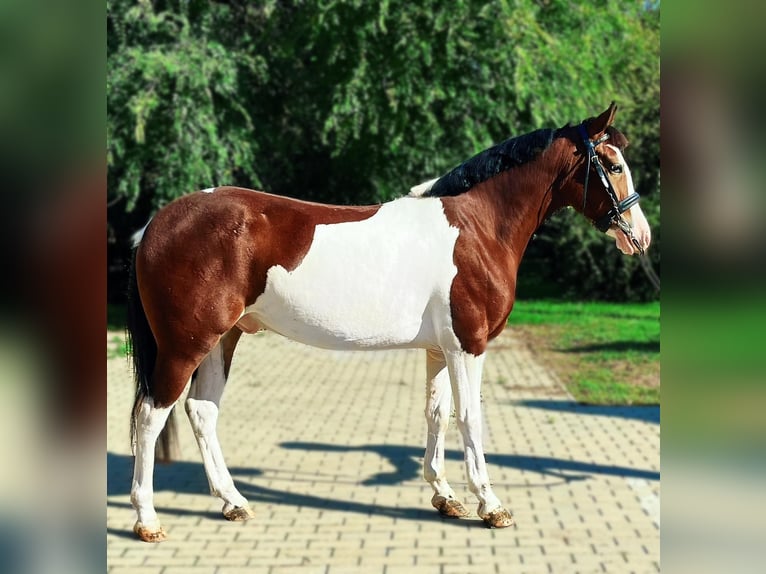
[184,328,255,521]
[424,349,469,518]
[131,356,196,542]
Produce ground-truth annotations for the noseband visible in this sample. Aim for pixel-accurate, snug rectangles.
[578,123,644,255]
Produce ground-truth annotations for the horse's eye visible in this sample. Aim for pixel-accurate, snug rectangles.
[609,164,623,175]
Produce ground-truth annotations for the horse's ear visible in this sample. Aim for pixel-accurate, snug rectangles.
[587,102,618,139]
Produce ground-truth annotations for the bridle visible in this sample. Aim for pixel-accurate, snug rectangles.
[578,123,644,255]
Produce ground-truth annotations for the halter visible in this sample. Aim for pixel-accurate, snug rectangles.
[577,123,644,255]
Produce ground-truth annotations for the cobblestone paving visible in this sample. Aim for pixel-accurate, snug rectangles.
[107,328,659,573]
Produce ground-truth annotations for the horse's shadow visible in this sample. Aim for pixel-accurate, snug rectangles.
[107,451,475,533]
[108,437,658,534]
[278,442,660,485]
[510,400,660,424]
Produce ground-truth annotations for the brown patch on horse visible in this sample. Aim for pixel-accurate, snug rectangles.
[438,114,632,356]
[439,139,576,356]
[136,187,380,405]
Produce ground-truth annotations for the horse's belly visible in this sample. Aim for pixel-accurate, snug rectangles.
[246,295,434,350]
[248,256,451,350]
[245,198,460,350]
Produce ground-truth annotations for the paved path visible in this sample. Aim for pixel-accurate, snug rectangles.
[107,328,659,573]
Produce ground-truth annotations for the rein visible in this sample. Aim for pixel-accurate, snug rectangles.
[577,124,644,255]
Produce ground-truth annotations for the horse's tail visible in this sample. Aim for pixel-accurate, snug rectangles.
[127,245,179,463]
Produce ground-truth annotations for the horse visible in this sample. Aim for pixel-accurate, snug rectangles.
[126,103,651,542]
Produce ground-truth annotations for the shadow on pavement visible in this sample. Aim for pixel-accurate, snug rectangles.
[279,442,660,485]
[106,451,484,530]
[511,399,659,424]
[107,451,264,497]
[108,430,658,529]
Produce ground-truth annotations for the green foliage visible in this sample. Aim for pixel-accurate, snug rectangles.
[517,2,660,301]
[107,0,266,210]
[107,303,127,331]
[107,0,659,302]
[519,198,660,301]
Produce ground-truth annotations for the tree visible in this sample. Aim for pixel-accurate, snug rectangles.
[517,1,660,301]
[107,0,660,302]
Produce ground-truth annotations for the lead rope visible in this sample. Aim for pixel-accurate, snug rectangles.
[639,253,661,292]
[616,216,658,292]
[614,216,645,256]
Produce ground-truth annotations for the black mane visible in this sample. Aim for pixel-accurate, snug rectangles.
[423,128,556,197]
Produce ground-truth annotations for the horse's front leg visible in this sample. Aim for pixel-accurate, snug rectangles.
[445,350,514,528]
[423,349,469,518]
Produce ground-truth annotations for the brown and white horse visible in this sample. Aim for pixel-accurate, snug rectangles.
[126,103,651,542]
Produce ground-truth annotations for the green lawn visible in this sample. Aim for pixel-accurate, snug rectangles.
[509,300,660,405]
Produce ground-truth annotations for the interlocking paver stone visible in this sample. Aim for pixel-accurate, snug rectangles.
[108,328,659,572]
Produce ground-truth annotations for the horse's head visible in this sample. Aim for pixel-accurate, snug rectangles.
[574,103,652,255]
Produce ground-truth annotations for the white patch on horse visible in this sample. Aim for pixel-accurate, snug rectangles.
[605,145,652,254]
[246,197,460,350]
[409,177,439,197]
[201,187,216,193]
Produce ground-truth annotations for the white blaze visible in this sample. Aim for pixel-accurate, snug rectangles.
[605,145,652,255]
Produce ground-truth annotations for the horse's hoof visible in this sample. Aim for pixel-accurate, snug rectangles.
[223,505,255,522]
[481,507,515,528]
[432,495,470,518]
[481,507,514,528]
[133,522,167,543]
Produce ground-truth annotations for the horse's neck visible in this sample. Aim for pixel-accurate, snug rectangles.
[469,155,568,253]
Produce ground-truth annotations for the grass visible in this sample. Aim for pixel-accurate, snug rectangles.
[509,300,660,405]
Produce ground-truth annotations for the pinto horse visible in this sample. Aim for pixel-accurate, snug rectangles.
[126,103,651,542]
